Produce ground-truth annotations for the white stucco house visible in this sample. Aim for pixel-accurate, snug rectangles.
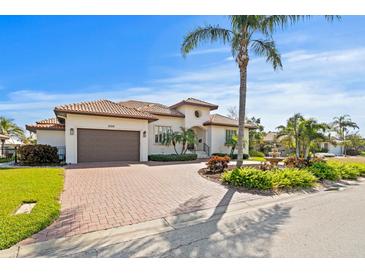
[26,98,255,164]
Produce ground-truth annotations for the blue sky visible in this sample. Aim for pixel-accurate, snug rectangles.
[0,16,364,135]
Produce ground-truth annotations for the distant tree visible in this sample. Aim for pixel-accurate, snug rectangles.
[344,133,365,155]
[332,115,359,155]
[0,116,25,139]
[227,106,238,120]
[246,117,265,151]
[277,114,328,158]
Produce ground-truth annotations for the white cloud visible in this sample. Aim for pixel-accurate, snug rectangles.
[1,47,365,135]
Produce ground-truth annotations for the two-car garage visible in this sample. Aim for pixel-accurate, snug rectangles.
[77,129,140,163]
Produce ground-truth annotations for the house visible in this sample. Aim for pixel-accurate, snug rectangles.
[319,141,344,155]
[263,131,289,156]
[26,98,255,164]
[0,134,9,157]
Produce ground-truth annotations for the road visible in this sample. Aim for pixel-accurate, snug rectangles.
[94,180,365,258]
[3,179,365,258]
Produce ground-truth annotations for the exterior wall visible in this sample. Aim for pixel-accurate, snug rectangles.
[320,142,343,155]
[208,126,249,155]
[36,130,65,147]
[175,105,211,129]
[148,115,184,155]
[65,114,149,163]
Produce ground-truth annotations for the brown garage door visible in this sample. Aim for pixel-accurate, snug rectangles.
[77,129,140,163]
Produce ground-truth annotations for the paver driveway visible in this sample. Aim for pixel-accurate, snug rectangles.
[25,161,261,243]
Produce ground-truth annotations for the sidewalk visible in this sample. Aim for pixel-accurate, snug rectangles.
[0,190,319,258]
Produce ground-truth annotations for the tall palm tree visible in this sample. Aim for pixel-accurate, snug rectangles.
[181,16,338,167]
[332,115,359,155]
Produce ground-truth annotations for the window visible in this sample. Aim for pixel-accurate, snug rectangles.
[194,110,200,118]
[154,126,172,144]
[225,129,237,144]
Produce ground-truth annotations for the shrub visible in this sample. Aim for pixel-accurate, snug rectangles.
[212,153,249,160]
[250,150,265,157]
[17,145,59,166]
[307,161,341,181]
[148,153,197,162]
[269,168,317,189]
[327,161,363,179]
[207,156,230,173]
[222,167,272,190]
[222,167,317,190]
[284,156,324,169]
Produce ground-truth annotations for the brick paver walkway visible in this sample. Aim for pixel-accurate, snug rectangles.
[24,161,261,243]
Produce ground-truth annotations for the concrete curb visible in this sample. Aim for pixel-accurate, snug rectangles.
[0,188,333,258]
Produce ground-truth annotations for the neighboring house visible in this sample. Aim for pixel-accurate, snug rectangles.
[263,131,289,156]
[319,141,344,156]
[26,98,255,164]
[0,134,9,157]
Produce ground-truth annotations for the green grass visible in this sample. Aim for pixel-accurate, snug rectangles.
[247,157,266,162]
[0,168,64,250]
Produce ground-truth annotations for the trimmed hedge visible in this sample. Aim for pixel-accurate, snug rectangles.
[17,144,59,166]
[148,154,197,162]
[212,153,249,160]
[249,150,265,157]
[222,167,317,190]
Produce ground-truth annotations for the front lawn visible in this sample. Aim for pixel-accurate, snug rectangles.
[247,157,266,162]
[0,168,64,250]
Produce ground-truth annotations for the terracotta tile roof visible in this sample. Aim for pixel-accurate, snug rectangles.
[0,133,9,140]
[263,131,285,142]
[26,117,65,132]
[170,98,218,110]
[203,114,257,129]
[54,99,158,121]
[119,100,185,118]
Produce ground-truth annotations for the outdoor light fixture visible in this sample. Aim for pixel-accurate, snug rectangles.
[143,131,147,138]
[70,128,75,135]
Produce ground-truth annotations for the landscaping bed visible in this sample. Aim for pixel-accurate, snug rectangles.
[0,168,64,250]
[199,156,365,195]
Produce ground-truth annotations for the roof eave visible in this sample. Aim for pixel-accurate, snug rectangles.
[54,109,158,122]
[170,101,218,110]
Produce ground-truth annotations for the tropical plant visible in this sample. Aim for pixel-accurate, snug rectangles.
[277,114,328,158]
[180,127,197,154]
[344,133,365,155]
[0,116,25,139]
[161,131,181,155]
[162,127,197,155]
[247,116,265,151]
[181,16,338,167]
[299,118,328,158]
[332,115,359,155]
[225,134,238,157]
[277,113,304,158]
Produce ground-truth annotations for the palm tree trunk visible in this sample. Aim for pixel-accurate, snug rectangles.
[236,61,248,167]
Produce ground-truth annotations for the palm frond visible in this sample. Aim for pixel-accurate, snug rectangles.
[251,39,282,70]
[181,25,232,57]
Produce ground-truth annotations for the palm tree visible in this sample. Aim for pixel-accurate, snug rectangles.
[181,16,338,167]
[180,127,197,154]
[277,113,304,158]
[332,115,359,155]
[0,116,24,139]
[299,118,328,158]
[162,131,182,155]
